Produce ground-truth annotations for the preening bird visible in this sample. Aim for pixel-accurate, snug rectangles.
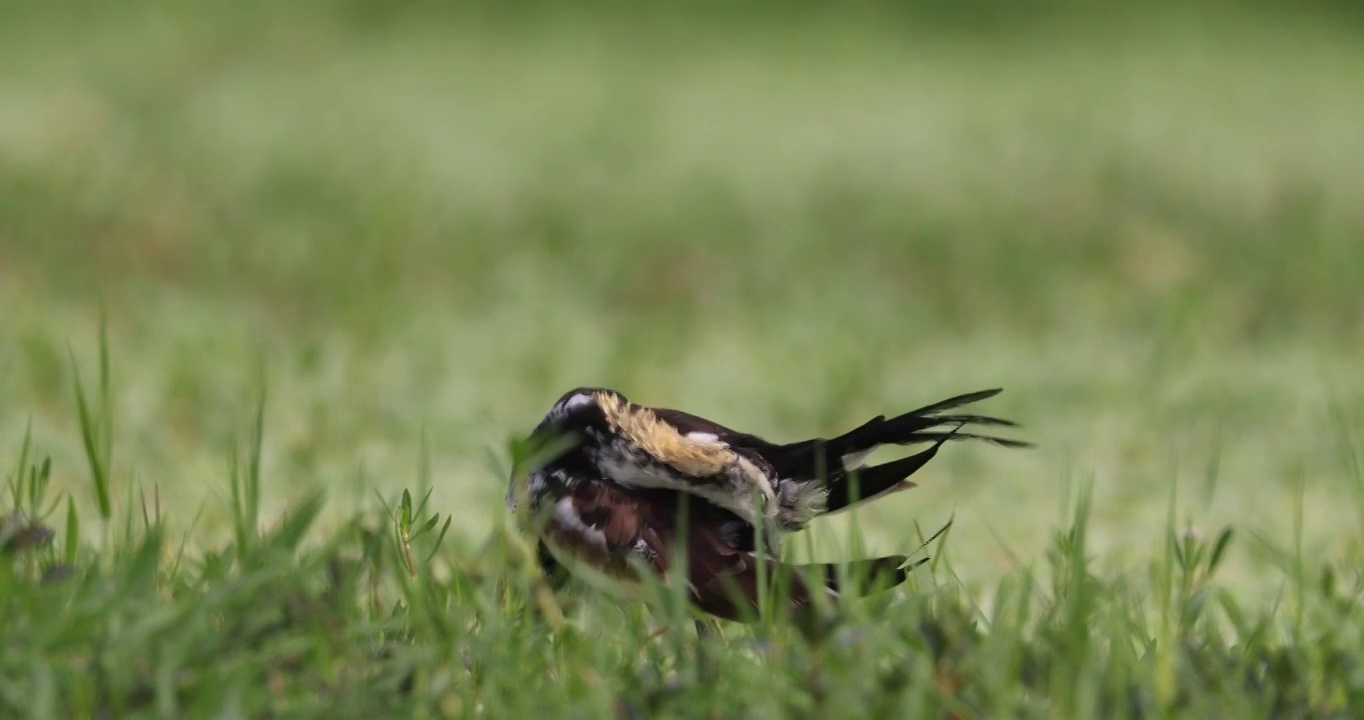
[506,387,1031,623]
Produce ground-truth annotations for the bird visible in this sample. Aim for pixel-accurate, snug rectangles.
[505,386,1031,624]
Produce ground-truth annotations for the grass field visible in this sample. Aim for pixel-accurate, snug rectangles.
[4,3,1364,717]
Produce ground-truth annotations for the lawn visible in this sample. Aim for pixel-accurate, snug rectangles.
[3,2,1364,717]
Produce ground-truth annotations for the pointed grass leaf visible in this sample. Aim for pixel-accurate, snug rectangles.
[68,347,111,520]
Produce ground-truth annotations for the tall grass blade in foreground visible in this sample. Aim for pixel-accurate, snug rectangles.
[68,326,114,522]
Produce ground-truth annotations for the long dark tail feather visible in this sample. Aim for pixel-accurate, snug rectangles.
[903,387,1005,416]
[862,394,1029,449]
[787,555,922,596]
[822,425,962,513]
[902,431,1034,448]
[772,388,1031,478]
[921,413,1019,428]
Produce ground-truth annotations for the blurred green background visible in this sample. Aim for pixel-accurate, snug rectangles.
[3,1,1362,597]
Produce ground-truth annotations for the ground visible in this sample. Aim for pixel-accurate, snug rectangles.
[2,3,1363,717]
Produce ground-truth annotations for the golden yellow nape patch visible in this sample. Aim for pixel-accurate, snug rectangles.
[593,392,734,477]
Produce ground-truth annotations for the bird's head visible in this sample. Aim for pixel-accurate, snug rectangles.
[536,387,623,433]
[524,385,735,477]
[518,387,626,466]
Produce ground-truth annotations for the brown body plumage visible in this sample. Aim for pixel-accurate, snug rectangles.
[536,481,888,622]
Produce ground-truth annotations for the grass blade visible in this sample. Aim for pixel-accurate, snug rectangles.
[64,495,79,565]
[68,346,111,521]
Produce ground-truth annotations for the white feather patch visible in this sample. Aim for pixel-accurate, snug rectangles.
[732,454,777,507]
[841,448,874,470]
[599,456,755,519]
[598,454,782,553]
[553,497,608,554]
[560,393,594,411]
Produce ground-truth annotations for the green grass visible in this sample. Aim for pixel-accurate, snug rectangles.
[3,2,1364,716]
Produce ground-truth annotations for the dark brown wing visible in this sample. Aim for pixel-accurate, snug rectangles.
[684,527,825,622]
[539,480,673,583]
[649,406,784,452]
[538,478,912,622]
[685,530,914,622]
[535,477,779,619]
